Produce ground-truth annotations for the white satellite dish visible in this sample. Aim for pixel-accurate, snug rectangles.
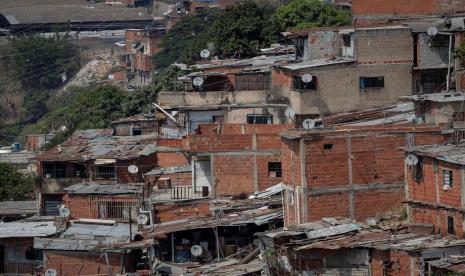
[137,214,149,225]
[405,154,419,166]
[27,164,37,173]
[45,269,57,276]
[190,245,203,257]
[301,73,313,83]
[200,49,211,59]
[427,26,439,37]
[285,107,296,120]
[302,119,315,130]
[60,125,68,132]
[128,165,139,174]
[193,77,204,87]
[59,207,70,218]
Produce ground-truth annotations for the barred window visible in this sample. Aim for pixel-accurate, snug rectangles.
[360,76,384,90]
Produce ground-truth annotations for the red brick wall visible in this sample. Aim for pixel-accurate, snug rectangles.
[283,127,445,224]
[410,203,465,237]
[353,0,465,15]
[153,201,210,223]
[371,249,417,276]
[63,194,91,219]
[44,251,126,276]
[156,152,189,167]
[117,154,156,183]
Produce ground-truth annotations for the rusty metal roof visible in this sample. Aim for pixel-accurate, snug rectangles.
[36,129,157,161]
[407,143,465,165]
[65,183,143,195]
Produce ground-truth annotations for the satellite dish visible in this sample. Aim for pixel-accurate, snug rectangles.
[285,107,296,120]
[200,49,211,59]
[137,214,149,225]
[191,245,203,257]
[405,154,419,166]
[60,125,68,132]
[59,207,70,218]
[27,164,37,173]
[427,27,439,37]
[192,77,204,87]
[45,269,57,276]
[301,73,313,83]
[128,165,139,174]
[302,119,315,130]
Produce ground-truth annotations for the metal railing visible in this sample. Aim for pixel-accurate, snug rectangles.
[151,186,209,201]
[4,262,36,275]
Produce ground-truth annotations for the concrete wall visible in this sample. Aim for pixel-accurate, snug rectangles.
[416,33,450,69]
[273,63,413,115]
[113,120,158,136]
[308,31,341,60]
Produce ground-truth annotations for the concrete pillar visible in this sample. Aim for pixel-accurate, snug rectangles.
[252,133,258,192]
[347,132,355,219]
[300,138,308,223]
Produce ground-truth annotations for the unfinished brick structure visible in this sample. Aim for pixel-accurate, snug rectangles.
[353,0,465,26]
[406,142,465,237]
[186,124,293,197]
[280,125,445,227]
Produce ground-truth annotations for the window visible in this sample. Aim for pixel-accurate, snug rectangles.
[43,162,66,178]
[448,216,455,234]
[412,156,423,182]
[342,34,351,47]
[95,165,116,179]
[443,170,453,188]
[268,162,282,178]
[360,77,384,90]
[293,76,317,91]
[323,144,333,150]
[247,114,273,125]
[132,128,142,136]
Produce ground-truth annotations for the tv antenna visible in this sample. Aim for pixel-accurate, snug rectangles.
[128,165,139,174]
[192,77,204,87]
[301,73,313,83]
[200,49,211,59]
[302,119,315,130]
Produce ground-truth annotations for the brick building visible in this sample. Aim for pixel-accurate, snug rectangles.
[125,28,164,88]
[406,142,465,237]
[353,0,465,27]
[279,125,445,227]
[185,123,293,197]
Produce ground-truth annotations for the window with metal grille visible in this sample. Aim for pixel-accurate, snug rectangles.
[268,162,282,178]
[235,72,270,91]
[293,76,317,91]
[360,77,384,90]
[247,114,273,125]
[95,165,116,179]
[448,216,455,234]
[443,170,453,188]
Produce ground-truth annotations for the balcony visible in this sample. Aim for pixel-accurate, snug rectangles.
[151,186,209,202]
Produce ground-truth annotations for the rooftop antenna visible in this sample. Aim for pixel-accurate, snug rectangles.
[405,154,419,166]
[285,107,296,121]
[192,76,204,87]
[200,49,211,59]
[301,73,313,84]
[128,165,139,174]
[302,119,315,130]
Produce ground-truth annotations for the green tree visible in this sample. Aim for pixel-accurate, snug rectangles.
[154,9,220,68]
[211,1,279,58]
[6,34,80,89]
[274,0,352,31]
[0,163,35,201]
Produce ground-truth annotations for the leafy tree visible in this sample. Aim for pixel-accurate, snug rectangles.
[154,9,220,68]
[6,34,80,89]
[0,163,35,201]
[211,1,279,58]
[274,0,351,31]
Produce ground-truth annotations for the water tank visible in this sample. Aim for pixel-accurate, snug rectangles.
[11,142,20,152]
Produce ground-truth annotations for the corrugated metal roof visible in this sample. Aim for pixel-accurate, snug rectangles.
[0,220,58,238]
[145,165,192,176]
[401,91,465,103]
[65,183,143,195]
[0,200,38,216]
[36,129,157,161]
[279,58,355,70]
[407,143,465,165]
